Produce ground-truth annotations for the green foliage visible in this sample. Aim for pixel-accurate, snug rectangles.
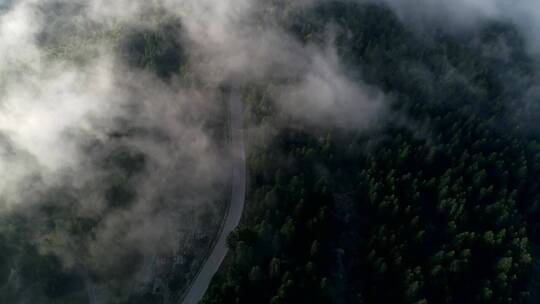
[123,21,187,79]
[204,2,540,304]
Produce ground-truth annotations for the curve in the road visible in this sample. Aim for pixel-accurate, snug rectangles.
[182,91,246,304]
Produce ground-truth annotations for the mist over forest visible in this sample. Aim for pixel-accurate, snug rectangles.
[1,0,540,303]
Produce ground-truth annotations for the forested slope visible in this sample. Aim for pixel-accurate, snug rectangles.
[0,19,229,303]
[203,3,540,304]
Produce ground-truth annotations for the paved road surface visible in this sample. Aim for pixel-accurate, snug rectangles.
[84,91,245,304]
[182,91,246,304]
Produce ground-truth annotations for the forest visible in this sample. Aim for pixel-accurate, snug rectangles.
[0,14,229,303]
[1,1,540,304]
[202,2,540,304]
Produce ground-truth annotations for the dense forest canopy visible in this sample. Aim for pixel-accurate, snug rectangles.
[0,0,540,304]
[203,2,540,304]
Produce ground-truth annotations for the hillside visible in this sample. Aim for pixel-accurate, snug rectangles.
[1,1,540,304]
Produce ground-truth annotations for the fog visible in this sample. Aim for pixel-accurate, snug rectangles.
[376,0,540,55]
[0,0,387,301]
[8,0,540,300]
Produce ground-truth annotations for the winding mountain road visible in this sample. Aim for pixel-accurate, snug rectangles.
[181,91,246,304]
[83,91,246,304]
